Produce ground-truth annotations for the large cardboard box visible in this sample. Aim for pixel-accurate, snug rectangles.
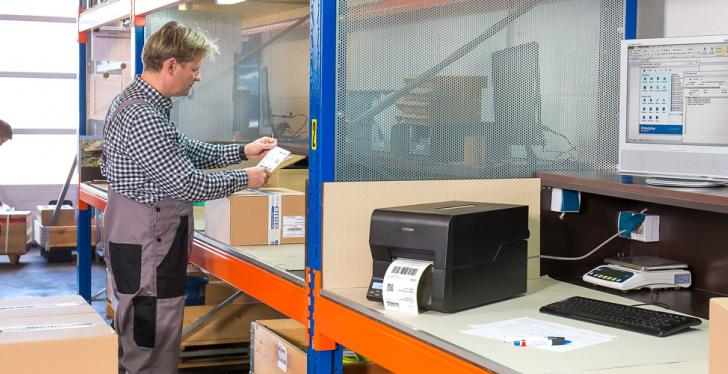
[711,298,728,373]
[36,204,76,226]
[205,188,305,246]
[0,295,91,319]
[0,210,31,255]
[251,319,390,374]
[0,295,117,374]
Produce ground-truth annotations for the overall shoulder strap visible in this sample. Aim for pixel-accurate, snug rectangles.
[108,98,148,125]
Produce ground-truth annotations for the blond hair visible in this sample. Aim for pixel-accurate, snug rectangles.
[142,21,219,72]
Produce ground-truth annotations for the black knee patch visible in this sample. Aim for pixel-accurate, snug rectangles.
[133,296,156,348]
[109,242,142,294]
[156,216,190,299]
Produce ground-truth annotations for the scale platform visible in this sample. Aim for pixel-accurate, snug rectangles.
[584,257,691,291]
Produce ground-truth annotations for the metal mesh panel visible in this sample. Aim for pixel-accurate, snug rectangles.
[335,0,625,181]
[146,2,310,144]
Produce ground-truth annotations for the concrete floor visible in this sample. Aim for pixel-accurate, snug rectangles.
[0,246,108,316]
[0,246,245,374]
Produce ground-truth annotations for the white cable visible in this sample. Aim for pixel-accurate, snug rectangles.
[532,208,649,262]
[528,230,626,261]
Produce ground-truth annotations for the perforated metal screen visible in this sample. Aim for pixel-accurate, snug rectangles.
[334,0,625,181]
[146,2,310,144]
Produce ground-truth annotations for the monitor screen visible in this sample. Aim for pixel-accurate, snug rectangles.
[619,35,728,180]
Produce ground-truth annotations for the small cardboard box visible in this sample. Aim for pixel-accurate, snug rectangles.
[36,205,76,226]
[251,319,390,374]
[0,296,117,374]
[205,188,305,246]
[711,298,728,373]
[0,211,32,254]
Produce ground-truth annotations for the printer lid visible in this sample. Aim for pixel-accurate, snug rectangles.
[375,201,525,217]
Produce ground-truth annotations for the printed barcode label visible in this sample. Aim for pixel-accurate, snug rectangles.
[392,265,418,276]
[283,216,305,238]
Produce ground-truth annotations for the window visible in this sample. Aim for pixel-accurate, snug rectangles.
[0,1,79,185]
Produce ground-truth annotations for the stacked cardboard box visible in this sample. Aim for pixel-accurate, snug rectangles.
[205,188,305,246]
[209,154,308,193]
[0,295,117,373]
[33,205,97,255]
[0,210,32,264]
[252,319,390,373]
[395,75,487,126]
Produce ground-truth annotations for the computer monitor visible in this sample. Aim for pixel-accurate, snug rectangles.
[619,35,728,184]
[491,41,544,160]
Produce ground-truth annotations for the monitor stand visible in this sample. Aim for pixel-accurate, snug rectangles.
[644,177,725,188]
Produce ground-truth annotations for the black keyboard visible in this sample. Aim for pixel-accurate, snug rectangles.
[540,296,702,337]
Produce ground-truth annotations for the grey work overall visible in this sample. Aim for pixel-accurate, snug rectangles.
[104,99,192,374]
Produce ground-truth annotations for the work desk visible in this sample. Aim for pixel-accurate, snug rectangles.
[79,182,308,322]
[320,277,708,374]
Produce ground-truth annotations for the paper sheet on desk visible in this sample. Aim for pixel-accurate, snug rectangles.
[462,317,616,352]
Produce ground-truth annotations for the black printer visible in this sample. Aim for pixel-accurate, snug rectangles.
[367,201,529,313]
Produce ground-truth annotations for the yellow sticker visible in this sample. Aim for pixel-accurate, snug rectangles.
[311,119,318,150]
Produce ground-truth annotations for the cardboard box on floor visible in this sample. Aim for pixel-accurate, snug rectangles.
[0,295,117,374]
[0,210,32,254]
[251,319,390,374]
[209,154,308,192]
[711,298,728,373]
[205,188,305,246]
[36,204,76,226]
[0,295,91,319]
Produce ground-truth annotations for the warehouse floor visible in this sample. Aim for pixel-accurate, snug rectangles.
[0,246,107,316]
[0,246,246,374]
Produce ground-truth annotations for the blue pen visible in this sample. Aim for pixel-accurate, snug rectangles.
[509,336,571,346]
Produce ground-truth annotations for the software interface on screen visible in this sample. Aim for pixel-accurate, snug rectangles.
[626,41,728,146]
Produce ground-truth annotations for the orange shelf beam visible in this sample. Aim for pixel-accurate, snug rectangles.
[79,184,109,211]
[316,297,491,374]
[77,183,307,324]
[189,239,308,324]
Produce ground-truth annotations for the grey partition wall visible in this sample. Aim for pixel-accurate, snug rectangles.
[334,0,625,181]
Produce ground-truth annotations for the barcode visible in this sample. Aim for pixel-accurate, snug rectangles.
[392,266,418,276]
[386,283,394,292]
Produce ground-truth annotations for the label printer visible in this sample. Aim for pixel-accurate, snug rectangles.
[367,201,529,313]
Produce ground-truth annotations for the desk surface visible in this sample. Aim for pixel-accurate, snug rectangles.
[323,277,708,374]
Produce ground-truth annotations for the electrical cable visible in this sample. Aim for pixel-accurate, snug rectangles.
[530,209,648,261]
[528,230,626,261]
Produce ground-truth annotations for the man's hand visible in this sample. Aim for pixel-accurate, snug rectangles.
[244,137,277,160]
[244,167,271,190]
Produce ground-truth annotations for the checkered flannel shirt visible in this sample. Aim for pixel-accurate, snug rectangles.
[101,77,248,205]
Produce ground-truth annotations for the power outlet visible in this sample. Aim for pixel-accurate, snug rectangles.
[617,211,659,242]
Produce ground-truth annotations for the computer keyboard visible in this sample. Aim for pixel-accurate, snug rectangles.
[539,296,702,337]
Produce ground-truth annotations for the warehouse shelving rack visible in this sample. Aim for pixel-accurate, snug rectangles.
[76,1,639,373]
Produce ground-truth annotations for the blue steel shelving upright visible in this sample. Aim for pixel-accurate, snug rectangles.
[77,0,92,302]
[307,0,341,372]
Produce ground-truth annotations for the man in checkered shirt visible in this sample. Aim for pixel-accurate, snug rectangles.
[102,21,275,374]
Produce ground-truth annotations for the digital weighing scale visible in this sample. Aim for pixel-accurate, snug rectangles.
[583,256,692,291]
